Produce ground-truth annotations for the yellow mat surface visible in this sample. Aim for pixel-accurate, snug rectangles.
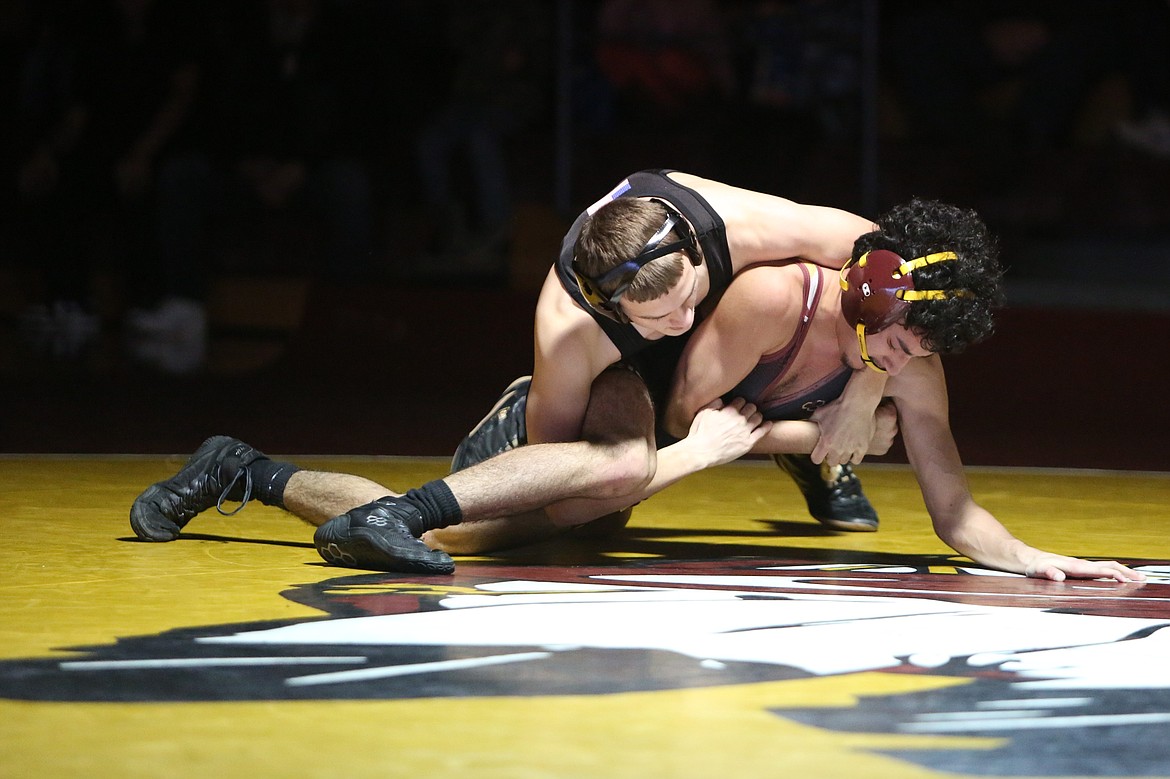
[2,455,1168,779]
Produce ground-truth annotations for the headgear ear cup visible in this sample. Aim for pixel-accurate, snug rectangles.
[840,249,911,333]
[574,271,625,322]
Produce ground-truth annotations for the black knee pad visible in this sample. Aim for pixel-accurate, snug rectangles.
[451,376,530,472]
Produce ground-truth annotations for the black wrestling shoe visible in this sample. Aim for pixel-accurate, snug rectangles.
[314,497,456,575]
[772,453,879,532]
[451,375,530,472]
[130,436,266,541]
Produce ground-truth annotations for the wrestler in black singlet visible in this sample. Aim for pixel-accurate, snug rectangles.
[453,170,734,468]
[554,169,734,362]
[562,170,737,444]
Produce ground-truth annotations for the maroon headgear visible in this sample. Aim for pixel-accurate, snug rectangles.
[839,249,967,372]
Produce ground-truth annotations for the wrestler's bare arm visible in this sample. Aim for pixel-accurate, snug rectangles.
[542,397,771,529]
[671,172,886,458]
[889,357,1143,582]
[664,264,821,455]
[527,269,623,445]
[666,266,793,433]
[809,369,890,464]
[668,172,877,270]
[666,263,892,459]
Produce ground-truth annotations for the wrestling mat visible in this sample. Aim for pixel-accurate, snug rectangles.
[2,454,1168,779]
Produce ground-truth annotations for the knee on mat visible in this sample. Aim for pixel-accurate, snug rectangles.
[423,520,556,556]
[569,507,633,539]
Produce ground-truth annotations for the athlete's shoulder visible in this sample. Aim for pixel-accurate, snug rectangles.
[536,269,616,353]
[537,266,591,321]
[886,353,947,403]
[728,261,810,310]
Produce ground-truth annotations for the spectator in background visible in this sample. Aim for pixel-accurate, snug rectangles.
[1,0,36,205]
[412,0,551,278]
[886,1,1126,152]
[595,0,735,118]
[210,0,375,285]
[735,0,862,138]
[717,0,863,196]
[883,0,1170,236]
[1112,0,1170,160]
[130,0,380,371]
[592,0,735,174]
[8,0,210,360]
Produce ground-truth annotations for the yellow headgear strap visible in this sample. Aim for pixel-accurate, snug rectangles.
[896,251,957,275]
[855,323,881,373]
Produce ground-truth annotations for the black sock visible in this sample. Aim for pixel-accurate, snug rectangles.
[249,459,301,509]
[402,479,463,534]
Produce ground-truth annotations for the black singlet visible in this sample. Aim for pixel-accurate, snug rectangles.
[554,169,734,361]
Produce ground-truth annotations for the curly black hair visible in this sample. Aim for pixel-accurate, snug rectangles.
[854,198,1004,353]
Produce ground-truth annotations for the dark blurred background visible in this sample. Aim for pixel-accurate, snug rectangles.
[1,0,1168,469]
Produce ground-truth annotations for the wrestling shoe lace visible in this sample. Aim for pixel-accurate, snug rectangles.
[129,436,264,541]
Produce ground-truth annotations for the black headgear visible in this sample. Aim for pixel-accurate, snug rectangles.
[572,199,700,323]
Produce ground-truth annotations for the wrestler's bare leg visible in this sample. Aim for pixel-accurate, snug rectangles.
[425,366,653,553]
[279,469,632,554]
[422,508,632,555]
[435,366,656,523]
[280,365,651,546]
[282,471,397,526]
